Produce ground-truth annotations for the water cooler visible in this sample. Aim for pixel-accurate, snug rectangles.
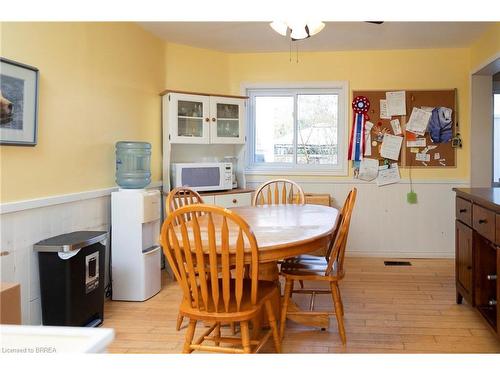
[111,189,162,301]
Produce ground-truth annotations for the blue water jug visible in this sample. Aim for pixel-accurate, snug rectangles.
[115,141,151,189]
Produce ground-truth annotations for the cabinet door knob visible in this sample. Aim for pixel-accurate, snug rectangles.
[459,209,467,213]
[205,117,210,122]
[232,199,237,204]
[212,117,216,122]
[478,219,487,224]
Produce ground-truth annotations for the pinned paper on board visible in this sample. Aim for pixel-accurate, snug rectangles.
[406,107,432,136]
[376,163,400,186]
[390,119,402,135]
[386,91,406,116]
[364,121,374,156]
[358,158,379,182]
[380,99,391,119]
[434,153,441,160]
[380,134,403,160]
[415,153,431,162]
[407,138,426,148]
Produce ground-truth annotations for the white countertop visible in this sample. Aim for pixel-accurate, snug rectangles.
[0,325,114,353]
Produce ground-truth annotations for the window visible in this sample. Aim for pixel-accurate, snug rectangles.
[246,84,347,175]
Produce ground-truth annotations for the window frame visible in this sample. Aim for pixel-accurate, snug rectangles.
[244,81,348,176]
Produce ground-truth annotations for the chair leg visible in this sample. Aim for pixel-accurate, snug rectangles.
[279,278,293,340]
[240,321,251,353]
[265,300,282,353]
[183,319,197,353]
[330,282,346,345]
[176,313,184,331]
[230,322,236,335]
[214,323,221,347]
[299,280,304,289]
[251,314,261,340]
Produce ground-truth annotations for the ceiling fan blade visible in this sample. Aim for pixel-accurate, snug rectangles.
[365,21,384,24]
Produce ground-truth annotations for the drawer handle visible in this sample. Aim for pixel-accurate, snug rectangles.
[212,117,216,122]
[459,209,467,213]
[478,219,487,224]
[205,117,210,122]
[232,199,237,204]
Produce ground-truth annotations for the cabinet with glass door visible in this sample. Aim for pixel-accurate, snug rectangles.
[209,96,245,144]
[166,93,210,144]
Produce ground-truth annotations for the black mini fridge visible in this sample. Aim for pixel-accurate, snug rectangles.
[34,231,107,327]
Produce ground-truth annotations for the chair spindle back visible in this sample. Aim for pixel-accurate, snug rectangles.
[161,204,260,313]
[325,188,357,276]
[252,179,305,206]
[166,187,204,225]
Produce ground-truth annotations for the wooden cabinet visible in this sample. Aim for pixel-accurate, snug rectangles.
[454,188,500,339]
[164,92,246,145]
[455,220,473,304]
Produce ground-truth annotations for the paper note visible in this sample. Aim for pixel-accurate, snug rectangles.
[390,119,402,135]
[407,138,426,147]
[358,158,379,182]
[421,145,437,154]
[364,121,374,156]
[386,91,406,116]
[421,106,434,112]
[410,147,419,153]
[376,163,400,186]
[406,107,432,136]
[416,153,431,162]
[380,99,391,119]
[434,153,440,160]
[380,134,403,161]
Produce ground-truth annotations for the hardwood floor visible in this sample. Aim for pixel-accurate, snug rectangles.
[102,257,500,353]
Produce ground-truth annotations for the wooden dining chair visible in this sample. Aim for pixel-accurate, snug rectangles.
[252,178,305,206]
[279,188,357,345]
[160,204,281,354]
[165,187,205,331]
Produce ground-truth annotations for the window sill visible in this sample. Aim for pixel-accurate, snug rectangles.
[245,167,348,177]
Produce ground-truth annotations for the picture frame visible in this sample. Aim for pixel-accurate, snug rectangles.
[0,57,39,146]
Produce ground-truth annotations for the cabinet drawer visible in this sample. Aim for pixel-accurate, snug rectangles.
[456,197,472,226]
[201,195,215,205]
[214,193,251,208]
[472,204,496,243]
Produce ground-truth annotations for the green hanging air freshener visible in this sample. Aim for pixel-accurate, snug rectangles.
[407,191,417,204]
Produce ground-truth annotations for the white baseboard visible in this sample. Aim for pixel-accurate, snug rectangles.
[347,250,454,259]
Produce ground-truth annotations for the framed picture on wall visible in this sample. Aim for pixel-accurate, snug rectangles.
[0,58,39,146]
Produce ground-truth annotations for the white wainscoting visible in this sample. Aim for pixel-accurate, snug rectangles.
[246,179,469,259]
[0,183,161,325]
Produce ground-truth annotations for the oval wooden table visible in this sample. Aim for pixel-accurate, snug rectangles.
[231,204,339,330]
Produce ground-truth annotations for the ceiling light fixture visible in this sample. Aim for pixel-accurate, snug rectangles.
[270,20,325,41]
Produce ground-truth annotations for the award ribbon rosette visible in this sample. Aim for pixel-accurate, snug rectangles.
[348,96,370,161]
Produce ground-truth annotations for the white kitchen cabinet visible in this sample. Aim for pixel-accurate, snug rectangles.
[200,190,253,209]
[166,93,211,144]
[164,92,246,145]
[209,96,245,144]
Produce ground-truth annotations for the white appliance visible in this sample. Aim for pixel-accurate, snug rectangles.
[111,189,161,301]
[171,162,232,192]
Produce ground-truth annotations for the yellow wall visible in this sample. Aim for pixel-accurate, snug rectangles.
[0,22,165,202]
[227,48,471,180]
[470,23,500,72]
[164,42,230,93]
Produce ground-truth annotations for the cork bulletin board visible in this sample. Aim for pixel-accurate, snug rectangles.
[352,89,457,167]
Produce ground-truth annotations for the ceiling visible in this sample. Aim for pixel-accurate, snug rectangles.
[138,22,492,53]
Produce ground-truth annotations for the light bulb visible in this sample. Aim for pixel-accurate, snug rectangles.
[270,21,288,36]
[290,25,308,40]
[306,21,325,36]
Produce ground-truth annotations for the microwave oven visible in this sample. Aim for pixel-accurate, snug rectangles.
[171,162,233,192]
